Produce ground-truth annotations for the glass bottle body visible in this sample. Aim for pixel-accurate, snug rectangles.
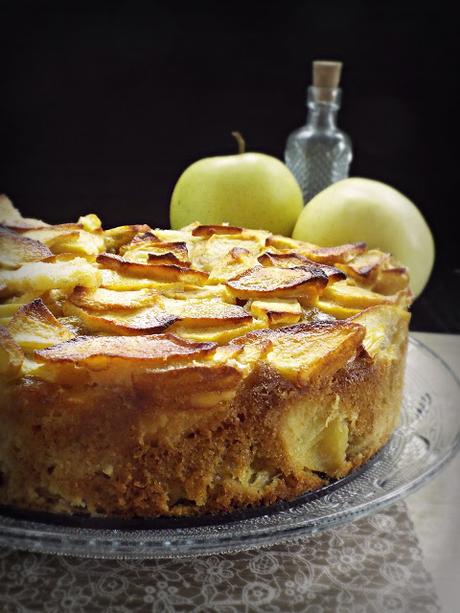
[285,87,352,205]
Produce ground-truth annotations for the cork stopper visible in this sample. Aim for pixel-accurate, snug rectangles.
[312,61,342,102]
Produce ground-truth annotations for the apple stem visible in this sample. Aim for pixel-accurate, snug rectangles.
[231,131,246,154]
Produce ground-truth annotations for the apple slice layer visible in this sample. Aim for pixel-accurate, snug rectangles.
[226,265,328,299]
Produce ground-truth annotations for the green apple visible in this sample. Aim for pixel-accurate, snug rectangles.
[292,177,435,297]
[170,133,303,236]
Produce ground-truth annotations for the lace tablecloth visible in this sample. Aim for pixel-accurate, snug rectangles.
[0,500,439,612]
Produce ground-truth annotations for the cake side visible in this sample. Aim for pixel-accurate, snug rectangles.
[0,311,408,517]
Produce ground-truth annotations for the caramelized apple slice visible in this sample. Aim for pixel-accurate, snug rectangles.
[0,228,52,269]
[319,264,349,284]
[35,333,217,366]
[258,251,346,284]
[119,231,160,253]
[45,230,105,257]
[63,302,177,335]
[337,250,390,286]
[373,266,410,295]
[8,298,74,350]
[162,283,236,303]
[146,252,188,266]
[23,226,81,245]
[349,304,411,359]
[250,298,302,325]
[2,291,43,305]
[315,299,362,320]
[152,228,194,243]
[0,194,49,231]
[227,334,273,375]
[133,361,243,409]
[208,247,259,283]
[40,252,81,263]
[0,325,24,378]
[149,243,189,263]
[103,224,152,252]
[322,279,400,309]
[97,253,208,285]
[0,303,23,318]
[238,228,272,245]
[121,234,191,266]
[122,241,191,267]
[258,251,311,268]
[393,287,413,309]
[99,269,186,293]
[175,318,265,344]
[190,235,261,272]
[165,297,252,328]
[306,242,367,265]
[121,235,190,265]
[192,224,243,237]
[23,225,103,258]
[69,286,160,311]
[0,291,45,319]
[266,234,316,251]
[78,213,102,232]
[265,236,367,271]
[238,320,365,385]
[119,250,150,264]
[226,265,328,299]
[0,258,101,293]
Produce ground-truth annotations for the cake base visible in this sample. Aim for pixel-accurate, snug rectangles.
[0,442,386,530]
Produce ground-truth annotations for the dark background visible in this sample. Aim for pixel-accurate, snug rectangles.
[0,1,458,332]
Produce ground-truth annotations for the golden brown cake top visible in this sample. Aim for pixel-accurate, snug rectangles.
[0,195,412,385]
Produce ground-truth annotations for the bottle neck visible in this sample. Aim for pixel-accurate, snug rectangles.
[306,106,338,129]
[306,86,341,130]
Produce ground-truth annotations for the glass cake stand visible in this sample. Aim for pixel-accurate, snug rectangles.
[1,336,459,559]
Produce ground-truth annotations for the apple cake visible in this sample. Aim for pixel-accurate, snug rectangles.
[0,195,412,518]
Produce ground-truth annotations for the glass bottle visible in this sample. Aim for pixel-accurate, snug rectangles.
[285,61,352,205]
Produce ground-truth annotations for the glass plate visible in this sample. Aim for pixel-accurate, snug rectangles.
[1,336,459,559]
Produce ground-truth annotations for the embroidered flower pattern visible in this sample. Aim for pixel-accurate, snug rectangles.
[0,502,439,612]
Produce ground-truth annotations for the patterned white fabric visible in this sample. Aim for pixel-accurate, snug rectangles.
[0,501,439,612]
